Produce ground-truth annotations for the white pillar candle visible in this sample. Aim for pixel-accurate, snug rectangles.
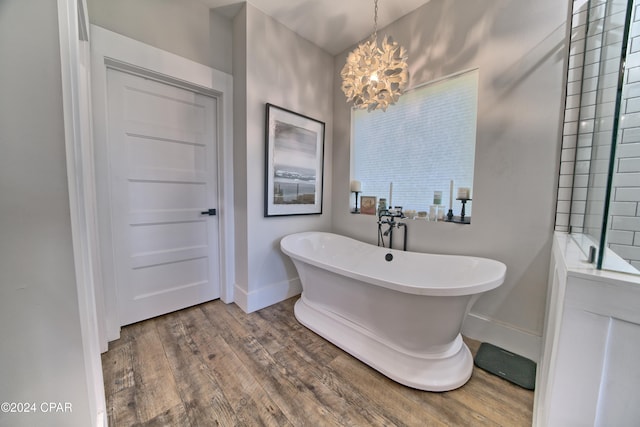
[350,180,361,192]
[449,180,454,210]
[389,182,393,207]
[457,187,471,199]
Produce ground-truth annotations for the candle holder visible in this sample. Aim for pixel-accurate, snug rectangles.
[351,191,361,214]
[458,198,470,221]
[446,199,471,224]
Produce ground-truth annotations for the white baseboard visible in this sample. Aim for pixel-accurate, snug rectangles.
[462,312,542,363]
[234,277,302,313]
[97,411,106,427]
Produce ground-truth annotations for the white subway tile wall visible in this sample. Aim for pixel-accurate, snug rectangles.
[557,0,640,270]
[612,0,640,270]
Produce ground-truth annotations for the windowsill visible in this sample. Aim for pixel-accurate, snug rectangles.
[350,211,470,224]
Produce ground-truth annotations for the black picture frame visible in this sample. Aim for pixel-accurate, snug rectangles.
[264,103,325,217]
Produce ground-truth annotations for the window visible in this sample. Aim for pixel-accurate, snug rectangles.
[352,69,478,214]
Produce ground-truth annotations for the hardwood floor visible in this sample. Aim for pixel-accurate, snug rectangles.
[102,297,534,426]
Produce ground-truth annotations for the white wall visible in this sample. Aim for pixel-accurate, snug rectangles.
[232,4,334,312]
[332,0,571,361]
[210,9,233,75]
[233,5,250,306]
[86,0,233,73]
[0,0,92,425]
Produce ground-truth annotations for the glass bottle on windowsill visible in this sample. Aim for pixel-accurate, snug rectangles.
[378,198,387,215]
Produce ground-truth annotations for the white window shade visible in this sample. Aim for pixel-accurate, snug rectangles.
[352,69,478,214]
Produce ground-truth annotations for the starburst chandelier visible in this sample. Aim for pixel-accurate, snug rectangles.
[341,0,409,112]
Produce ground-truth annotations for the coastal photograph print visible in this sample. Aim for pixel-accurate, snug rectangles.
[265,103,325,216]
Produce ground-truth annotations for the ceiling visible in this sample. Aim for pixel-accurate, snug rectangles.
[200,0,431,55]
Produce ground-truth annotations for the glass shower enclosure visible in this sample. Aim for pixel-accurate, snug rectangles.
[565,0,640,275]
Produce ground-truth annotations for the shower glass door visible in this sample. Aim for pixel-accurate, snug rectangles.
[569,0,640,275]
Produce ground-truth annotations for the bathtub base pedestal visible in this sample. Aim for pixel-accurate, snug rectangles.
[294,296,473,392]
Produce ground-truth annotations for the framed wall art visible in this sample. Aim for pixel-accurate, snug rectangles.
[264,103,325,216]
[360,196,377,215]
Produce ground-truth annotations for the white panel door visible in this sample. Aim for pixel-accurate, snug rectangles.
[106,69,220,325]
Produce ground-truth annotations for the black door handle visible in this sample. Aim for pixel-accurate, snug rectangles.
[200,208,217,216]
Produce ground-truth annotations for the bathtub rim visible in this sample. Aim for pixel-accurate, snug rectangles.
[281,231,506,297]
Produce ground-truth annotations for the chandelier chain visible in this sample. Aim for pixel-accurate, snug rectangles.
[372,0,378,41]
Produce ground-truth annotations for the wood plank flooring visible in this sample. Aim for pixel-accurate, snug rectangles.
[102,297,534,426]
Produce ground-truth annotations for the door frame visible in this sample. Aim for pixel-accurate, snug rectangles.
[90,25,235,343]
[57,1,107,425]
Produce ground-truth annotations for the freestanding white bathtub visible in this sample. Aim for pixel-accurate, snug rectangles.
[280,231,506,392]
